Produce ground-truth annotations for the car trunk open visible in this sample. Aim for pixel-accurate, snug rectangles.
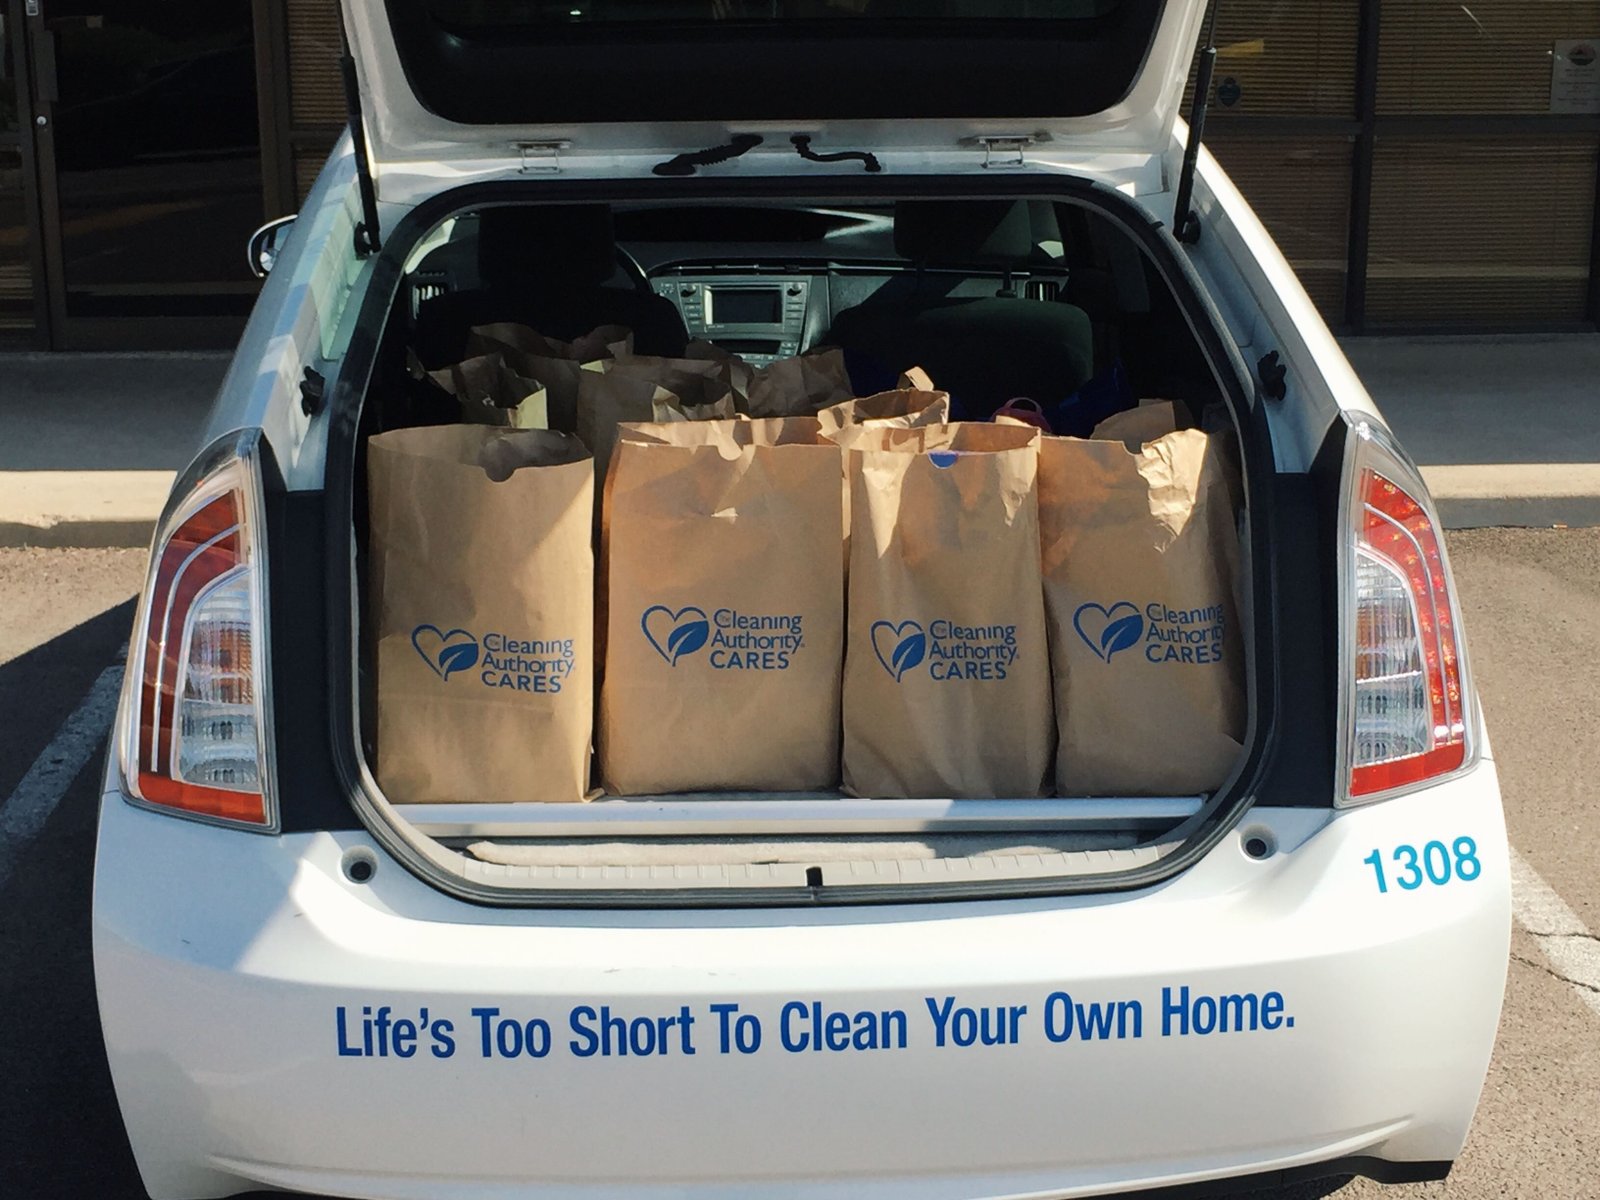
[327,173,1274,906]
[338,0,1211,201]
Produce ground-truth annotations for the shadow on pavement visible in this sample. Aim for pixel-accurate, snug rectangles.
[0,599,342,1200]
[0,600,134,800]
[0,601,143,1196]
[1121,1174,1354,1200]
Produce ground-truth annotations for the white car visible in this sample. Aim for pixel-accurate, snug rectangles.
[93,2,1510,1197]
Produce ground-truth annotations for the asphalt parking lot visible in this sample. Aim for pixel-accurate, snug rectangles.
[2,531,1598,1199]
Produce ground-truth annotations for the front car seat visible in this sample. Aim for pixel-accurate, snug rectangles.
[413,204,689,366]
[823,200,1095,415]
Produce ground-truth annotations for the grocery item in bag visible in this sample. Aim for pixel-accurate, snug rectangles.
[1039,428,1243,796]
[368,426,594,804]
[466,322,632,433]
[992,398,1053,432]
[600,417,844,794]
[838,422,1053,799]
[427,353,549,429]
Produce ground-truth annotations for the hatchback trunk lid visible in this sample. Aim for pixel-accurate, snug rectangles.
[341,0,1209,193]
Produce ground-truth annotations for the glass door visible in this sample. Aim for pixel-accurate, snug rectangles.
[27,0,262,347]
[2,0,42,340]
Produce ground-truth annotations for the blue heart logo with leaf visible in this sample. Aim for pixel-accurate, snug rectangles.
[641,605,710,667]
[1074,602,1144,663]
[412,624,480,681]
[871,620,926,683]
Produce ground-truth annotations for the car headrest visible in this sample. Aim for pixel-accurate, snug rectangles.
[894,200,1046,266]
[475,204,617,289]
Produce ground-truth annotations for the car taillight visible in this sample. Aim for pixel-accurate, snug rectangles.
[1338,420,1475,805]
[119,431,277,830]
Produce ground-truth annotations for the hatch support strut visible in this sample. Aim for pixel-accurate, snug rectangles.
[339,23,382,256]
[1172,1,1221,245]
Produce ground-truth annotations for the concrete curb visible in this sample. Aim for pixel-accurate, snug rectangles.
[1422,465,1600,530]
[0,471,170,550]
[0,470,1595,548]
[0,519,156,550]
[1435,497,1600,531]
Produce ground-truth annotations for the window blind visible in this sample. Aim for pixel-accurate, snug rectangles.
[1186,0,1359,117]
[288,0,347,127]
[1366,136,1598,323]
[1377,1,1600,114]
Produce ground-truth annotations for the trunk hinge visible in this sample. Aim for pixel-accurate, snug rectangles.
[1172,1,1222,245]
[338,28,382,256]
[964,136,1037,169]
[516,140,570,174]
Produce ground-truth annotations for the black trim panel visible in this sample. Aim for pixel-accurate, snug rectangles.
[266,485,362,833]
[1249,471,1336,806]
[381,0,1167,125]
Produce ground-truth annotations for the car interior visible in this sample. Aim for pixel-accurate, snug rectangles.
[395,197,1222,425]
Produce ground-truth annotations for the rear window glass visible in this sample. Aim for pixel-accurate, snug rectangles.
[428,1,1122,27]
[386,0,1161,126]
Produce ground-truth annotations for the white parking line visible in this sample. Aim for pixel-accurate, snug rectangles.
[1510,848,1600,1020]
[0,664,124,891]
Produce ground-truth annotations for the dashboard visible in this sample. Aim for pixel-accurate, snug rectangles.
[407,205,1086,366]
[650,275,815,367]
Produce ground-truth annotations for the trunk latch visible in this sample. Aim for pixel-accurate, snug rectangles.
[515,140,570,174]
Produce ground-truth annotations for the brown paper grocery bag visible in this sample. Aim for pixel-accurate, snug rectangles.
[684,339,756,400]
[817,378,950,563]
[467,323,632,434]
[428,353,550,429]
[816,383,950,436]
[1039,429,1243,797]
[652,391,739,423]
[743,347,855,417]
[578,354,747,491]
[1090,400,1182,449]
[368,425,594,803]
[600,417,844,794]
[838,422,1053,799]
[575,362,693,497]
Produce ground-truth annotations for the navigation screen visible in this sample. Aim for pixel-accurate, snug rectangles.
[709,288,783,325]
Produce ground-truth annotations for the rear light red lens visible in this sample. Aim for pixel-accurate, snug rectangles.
[1343,428,1472,802]
[124,445,274,828]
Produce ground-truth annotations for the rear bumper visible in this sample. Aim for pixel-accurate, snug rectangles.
[94,761,1510,1200]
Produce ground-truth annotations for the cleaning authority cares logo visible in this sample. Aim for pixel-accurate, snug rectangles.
[1073,601,1227,665]
[411,623,576,693]
[641,605,804,670]
[871,618,1018,683]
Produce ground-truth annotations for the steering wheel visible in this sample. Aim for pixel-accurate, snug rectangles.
[616,247,655,294]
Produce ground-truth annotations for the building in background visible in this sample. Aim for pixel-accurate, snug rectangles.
[1,0,1597,349]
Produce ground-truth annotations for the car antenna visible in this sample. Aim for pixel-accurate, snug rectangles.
[652,134,765,177]
[1171,1,1222,246]
[791,135,882,174]
[338,24,382,255]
